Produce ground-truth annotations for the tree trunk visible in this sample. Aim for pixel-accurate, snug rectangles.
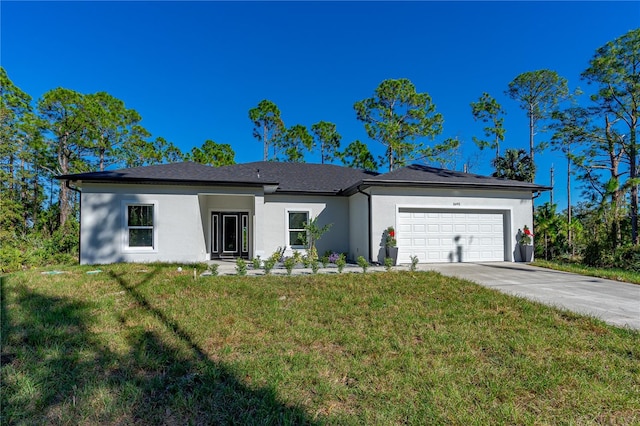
[20,158,26,234]
[529,104,535,182]
[33,165,39,230]
[263,125,268,161]
[605,115,622,247]
[567,155,572,255]
[544,232,548,260]
[99,148,105,171]
[59,160,70,228]
[58,132,71,228]
[630,128,638,245]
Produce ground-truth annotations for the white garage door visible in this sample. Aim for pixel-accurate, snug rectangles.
[397,209,505,263]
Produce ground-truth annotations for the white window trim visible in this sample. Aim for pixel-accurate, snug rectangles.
[122,200,159,253]
[285,208,311,249]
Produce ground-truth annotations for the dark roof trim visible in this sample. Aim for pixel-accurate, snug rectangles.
[267,190,343,196]
[62,176,344,195]
[343,179,551,195]
[59,176,279,188]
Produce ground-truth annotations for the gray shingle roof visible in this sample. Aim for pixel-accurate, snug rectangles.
[58,162,548,194]
[58,161,377,194]
[58,161,270,185]
[348,164,548,192]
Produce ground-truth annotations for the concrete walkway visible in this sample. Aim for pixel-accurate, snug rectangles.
[426,262,640,330]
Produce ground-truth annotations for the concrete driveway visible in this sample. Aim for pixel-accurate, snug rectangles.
[425,262,640,330]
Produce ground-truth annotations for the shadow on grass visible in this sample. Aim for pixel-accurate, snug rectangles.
[1,269,316,424]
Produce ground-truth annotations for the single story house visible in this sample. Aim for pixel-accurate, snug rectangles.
[57,161,547,265]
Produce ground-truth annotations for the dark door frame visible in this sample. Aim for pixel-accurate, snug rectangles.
[211,211,250,259]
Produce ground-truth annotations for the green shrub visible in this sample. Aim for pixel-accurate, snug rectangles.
[209,264,219,276]
[384,257,393,272]
[292,250,303,265]
[583,240,613,268]
[263,258,276,275]
[235,258,247,276]
[283,257,296,275]
[0,246,25,273]
[613,245,640,271]
[270,247,285,263]
[310,259,319,274]
[320,255,329,268]
[336,254,346,273]
[409,255,419,271]
[357,256,368,273]
[252,256,262,269]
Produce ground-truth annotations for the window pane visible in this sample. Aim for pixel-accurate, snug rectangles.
[289,212,308,230]
[129,229,153,247]
[212,215,218,253]
[223,216,237,252]
[242,215,248,253]
[128,205,153,226]
[289,231,306,247]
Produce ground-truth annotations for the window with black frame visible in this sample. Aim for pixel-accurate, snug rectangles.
[288,211,308,248]
[127,204,154,248]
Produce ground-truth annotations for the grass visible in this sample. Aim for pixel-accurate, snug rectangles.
[2,264,639,424]
[532,260,640,285]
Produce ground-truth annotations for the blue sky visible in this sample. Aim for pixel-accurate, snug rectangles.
[2,1,639,209]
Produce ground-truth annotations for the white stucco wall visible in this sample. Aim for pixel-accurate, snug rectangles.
[348,192,369,262]
[80,184,207,264]
[79,181,534,266]
[368,186,533,263]
[79,183,261,264]
[261,194,349,258]
[80,183,350,264]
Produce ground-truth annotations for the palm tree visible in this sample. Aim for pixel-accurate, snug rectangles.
[492,148,535,182]
[534,203,563,260]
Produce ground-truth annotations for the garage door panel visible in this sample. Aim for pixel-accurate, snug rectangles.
[479,224,493,232]
[397,209,505,263]
[398,224,412,233]
[397,237,412,246]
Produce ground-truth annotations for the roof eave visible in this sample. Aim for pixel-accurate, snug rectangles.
[343,179,550,194]
[57,176,278,188]
[273,189,342,196]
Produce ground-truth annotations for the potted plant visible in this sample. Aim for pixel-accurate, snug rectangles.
[518,225,534,262]
[385,226,398,265]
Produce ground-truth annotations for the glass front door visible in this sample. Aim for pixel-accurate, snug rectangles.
[211,212,249,259]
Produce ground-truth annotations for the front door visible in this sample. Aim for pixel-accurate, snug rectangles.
[211,212,249,259]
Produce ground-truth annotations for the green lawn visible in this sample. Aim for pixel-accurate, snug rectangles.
[532,260,640,285]
[2,264,639,424]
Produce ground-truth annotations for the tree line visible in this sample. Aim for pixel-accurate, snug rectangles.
[1,28,637,271]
